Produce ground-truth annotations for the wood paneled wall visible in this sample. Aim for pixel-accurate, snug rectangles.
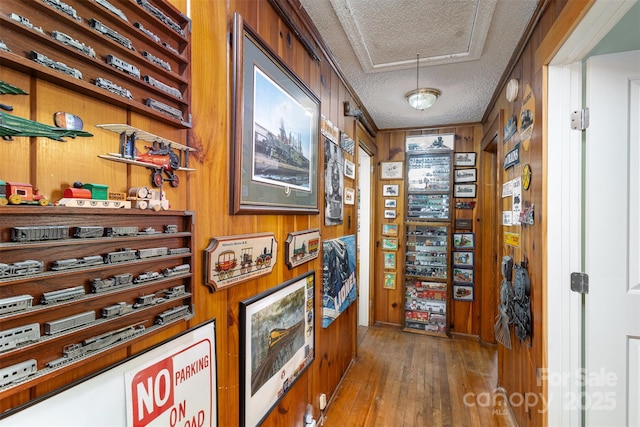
[374,124,484,335]
[1,1,365,425]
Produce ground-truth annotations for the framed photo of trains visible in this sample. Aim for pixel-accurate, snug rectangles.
[284,229,321,269]
[240,272,315,427]
[232,13,320,214]
[205,232,278,291]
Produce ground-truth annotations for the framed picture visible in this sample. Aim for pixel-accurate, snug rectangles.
[344,187,355,205]
[453,251,474,267]
[382,223,398,236]
[380,161,403,179]
[284,228,320,269]
[344,159,356,179]
[384,199,397,208]
[384,209,396,219]
[325,139,344,225]
[406,133,454,152]
[454,168,477,183]
[454,184,477,198]
[381,238,398,251]
[453,284,474,301]
[205,232,278,290]
[232,14,319,214]
[382,184,399,197]
[454,152,477,167]
[321,115,339,145]
[453,232,474,249]
[322,235,357,327]
[453,267,474,284]
[240,272,315,426]
[383,272,396,289]
[383,252,396,269]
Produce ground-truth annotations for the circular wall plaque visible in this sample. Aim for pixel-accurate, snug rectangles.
[506,78,519,102]
[522,164,532,190]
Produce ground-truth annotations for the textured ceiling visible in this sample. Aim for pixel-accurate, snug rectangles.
[300,0,540,130]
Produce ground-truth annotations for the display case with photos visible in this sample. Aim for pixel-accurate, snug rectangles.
[404,223,449,337]
[406,152,453,221]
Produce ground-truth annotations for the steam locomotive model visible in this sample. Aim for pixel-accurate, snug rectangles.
[94,0,128,22]
[142,51,172,72]
[89,18,135,51]
[42,0,82,21]
[30,51,82,80]
[51,31,96,58]
[137,0,185,37]
[94,77,133,100]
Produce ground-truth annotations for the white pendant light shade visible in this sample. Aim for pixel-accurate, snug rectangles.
[406,88,441,110]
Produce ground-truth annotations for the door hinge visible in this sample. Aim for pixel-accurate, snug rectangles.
[570,272,589,294]
[571,108,589,130]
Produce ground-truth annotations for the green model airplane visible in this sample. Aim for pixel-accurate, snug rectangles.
[0,111,93,142]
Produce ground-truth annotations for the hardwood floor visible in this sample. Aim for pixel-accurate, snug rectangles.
[322,324,517,427]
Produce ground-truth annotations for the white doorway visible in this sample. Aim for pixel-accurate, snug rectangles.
[357,146,372,326]
[547,2,639,425]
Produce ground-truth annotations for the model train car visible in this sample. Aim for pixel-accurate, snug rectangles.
[42,0,82,21]
[0,295,33,315]
[51,256,104,270]
[74,226,105,238]
[133,271,162,284]
[92,273,134,293]
[142,51,171,72]
[104,226,138,237]
[0,359,37,388]
[163,264,190,277]
[44,311,95,335]
[31,51,82,80]
[137,0,185,36]
[104,248,138,263]
[105,54,141,79]
[0,323,40,352]
[11,225,69,242]
[101,302,134,318]
[137,247,169,259]
[0,260,44,278]
[51,31,95,58]
[89,19,135,50]
[94,77,133,100]
[155,305,191,325]
[41,286,85,304]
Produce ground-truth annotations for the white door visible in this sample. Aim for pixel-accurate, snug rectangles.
[585,49,640,427]
[357,146,371,326]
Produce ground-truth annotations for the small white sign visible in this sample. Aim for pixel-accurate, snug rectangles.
[512,177,522,225]
[502,180,513,198]
[502,211,513,226]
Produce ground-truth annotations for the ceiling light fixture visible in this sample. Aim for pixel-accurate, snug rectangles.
[406,54,440,110]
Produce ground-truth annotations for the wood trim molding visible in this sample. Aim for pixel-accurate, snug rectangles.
[534,0,595,69]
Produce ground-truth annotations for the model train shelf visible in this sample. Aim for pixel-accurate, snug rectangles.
[96,124,196,187]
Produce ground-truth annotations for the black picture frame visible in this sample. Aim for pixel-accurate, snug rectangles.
[240,272,315,426]
[232,13,320,214]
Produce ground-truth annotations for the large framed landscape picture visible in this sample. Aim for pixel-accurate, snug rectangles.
[232,13,319,214]
[240,272,315,426]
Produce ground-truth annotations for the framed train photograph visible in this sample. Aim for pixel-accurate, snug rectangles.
[232,13,320,214]
[284,228,321,269]
[240,272,315,426]
[204,232,278,290]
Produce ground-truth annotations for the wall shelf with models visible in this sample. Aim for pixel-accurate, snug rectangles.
[0,207,194,408]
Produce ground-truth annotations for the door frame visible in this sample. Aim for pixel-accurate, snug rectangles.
[545,1,636,425]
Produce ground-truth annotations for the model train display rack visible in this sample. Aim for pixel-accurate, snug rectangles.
[204,232,278,291]
[96,124,196,187]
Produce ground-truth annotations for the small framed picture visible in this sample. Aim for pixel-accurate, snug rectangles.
[453,284,474,301]
[383,272,397,289]
[454,168,477,183]
[381,238,398,251]
[380,161,403,179]
[453,251,474,267]
[406,134,454,152]
[453,267,474,283]
[384,209,396,219]
[453,232,474,249]
[344,159,356,179]
[454,152,477,166]
[382,184,399,197]
[383,252,396,269]
[344,187,355,205]
[384,199,397,208]
[454,184,476,198]
[382,224,398,237]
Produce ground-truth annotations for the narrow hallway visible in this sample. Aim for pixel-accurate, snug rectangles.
[323,325,517,427]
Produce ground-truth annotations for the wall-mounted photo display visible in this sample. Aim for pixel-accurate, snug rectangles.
[380,161,403,179]
[453,251,474,267]
[453,232,474,249]
[325,139,344,225]
[383,272,397,289]
[454,152,477,167]
[344,187,355,205]
[406,133,454,152]
[382,184,399,197]
[504,115,517,143]
[453,284,474,301]
[383,209,396,219]
[240,272,315,426]
[232,15,319,214]
[454,168,477,183]
[454,184,476,198]
[453,267,474,284]
[383,252,396,269]
[384,199,397,208]
[321,115,339,144]
[381,223,398,237]
[340,132,355,156]
[284,228,321,269]
[205,232,278,290]
[322,235,357,328]
[381,237,399,251]
[344,158,356,179]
